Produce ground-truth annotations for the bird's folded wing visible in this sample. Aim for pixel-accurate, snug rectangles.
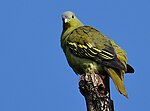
[67,26,125,70]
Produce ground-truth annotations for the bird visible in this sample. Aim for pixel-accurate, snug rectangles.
[60,11,134,98]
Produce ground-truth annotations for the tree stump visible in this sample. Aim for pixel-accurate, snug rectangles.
[79,74,114,111]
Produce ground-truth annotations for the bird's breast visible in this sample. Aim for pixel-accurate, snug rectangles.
[65,49,103,75]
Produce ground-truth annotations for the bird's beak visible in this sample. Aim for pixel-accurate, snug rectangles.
[64,18,70,23]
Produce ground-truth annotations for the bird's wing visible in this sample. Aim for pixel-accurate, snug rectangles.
[109,39,127,70]
[67,26,126,71]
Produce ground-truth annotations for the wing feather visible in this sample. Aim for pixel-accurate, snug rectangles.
[67,26,126,71]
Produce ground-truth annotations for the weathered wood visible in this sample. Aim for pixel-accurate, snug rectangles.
[79,74,114,111]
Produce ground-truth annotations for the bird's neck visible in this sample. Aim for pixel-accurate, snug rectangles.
[62,19,84,35]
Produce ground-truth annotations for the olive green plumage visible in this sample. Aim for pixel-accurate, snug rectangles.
[61,11,134,98]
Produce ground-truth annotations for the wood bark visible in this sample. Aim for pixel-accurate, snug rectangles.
[79,74,114,111]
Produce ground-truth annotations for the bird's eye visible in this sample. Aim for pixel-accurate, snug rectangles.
[72,15,74,18]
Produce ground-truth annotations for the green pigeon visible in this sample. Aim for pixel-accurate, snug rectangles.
[60,11,134,98]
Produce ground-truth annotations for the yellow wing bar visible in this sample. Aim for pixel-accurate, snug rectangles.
[67,41,114,60]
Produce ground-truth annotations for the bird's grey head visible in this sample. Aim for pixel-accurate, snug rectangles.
[61,11,76,23]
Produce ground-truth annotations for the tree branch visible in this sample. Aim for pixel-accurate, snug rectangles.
[79,74,114,111]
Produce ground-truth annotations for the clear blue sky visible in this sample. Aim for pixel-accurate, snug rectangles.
[0,0,150,111]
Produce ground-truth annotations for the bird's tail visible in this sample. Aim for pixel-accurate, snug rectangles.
[126,64,134,73]
[104,67,128,98]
